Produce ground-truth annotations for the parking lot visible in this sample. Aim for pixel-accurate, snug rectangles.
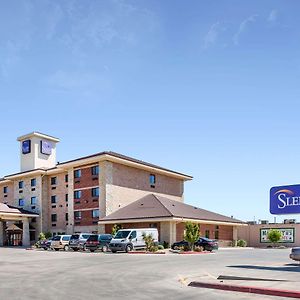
[0,247,298,300]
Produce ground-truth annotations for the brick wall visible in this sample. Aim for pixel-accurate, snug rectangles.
[74,164,99,189]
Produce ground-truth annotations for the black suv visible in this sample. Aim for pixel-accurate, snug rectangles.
[85,234,113,252]
[171,237,218,251]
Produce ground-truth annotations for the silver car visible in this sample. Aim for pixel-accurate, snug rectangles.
[290,247,300,261]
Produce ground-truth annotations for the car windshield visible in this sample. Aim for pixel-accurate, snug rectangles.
[71,235,79,240]
[114,231,130,239]
[82,234,90,239]
[88,235,98,241]
[52,236,61,241]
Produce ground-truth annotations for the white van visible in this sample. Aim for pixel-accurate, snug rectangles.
[109,228,158,253]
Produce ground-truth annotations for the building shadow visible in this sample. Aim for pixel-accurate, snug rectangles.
[227,264,300,272]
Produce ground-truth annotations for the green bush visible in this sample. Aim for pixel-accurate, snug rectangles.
[44,232,52,239]
[184,222,200,251]
[142,233,158,252]
[157,245,164,250]
[38,232,46,241]
[267,229,282,246]
[237,239,247,247]
[162,241,169,249]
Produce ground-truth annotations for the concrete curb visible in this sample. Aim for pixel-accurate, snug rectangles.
[188,281,300,298]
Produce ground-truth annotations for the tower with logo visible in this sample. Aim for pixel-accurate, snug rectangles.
[17,132,60,172]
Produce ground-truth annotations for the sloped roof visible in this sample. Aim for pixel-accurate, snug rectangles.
[0,203,39,216]
[100,194,245,224]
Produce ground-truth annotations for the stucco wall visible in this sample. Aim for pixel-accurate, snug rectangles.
[237,223,300,247]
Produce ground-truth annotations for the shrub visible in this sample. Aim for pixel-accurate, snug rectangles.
[44,232,52,239]
[163,241,169,249]
[267,229,282,247]
[142,233,158,252]
[194,246,203,252]
[38,232,46,241]
[184,222,200,251]
[157,245,164,250]
[111,224,122,236]
[237,239,247,247]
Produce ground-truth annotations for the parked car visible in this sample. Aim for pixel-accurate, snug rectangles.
[69,233,92,251]
[109,228,158,253]
[85,234,113,252]
[171,237,218,251]
[290,247,300,261]
[51,235,72,251]
[40,238,53,250]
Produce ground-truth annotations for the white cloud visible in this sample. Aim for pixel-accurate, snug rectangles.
[233,14,258,45]
[268,9,278,23]
[203,22,226,49]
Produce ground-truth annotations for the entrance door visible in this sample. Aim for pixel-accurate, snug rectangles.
[7,232,22,246]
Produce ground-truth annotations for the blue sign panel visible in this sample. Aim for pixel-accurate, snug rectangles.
[40,140,52,155]
[22,140,31,154]
[270,185,300,215]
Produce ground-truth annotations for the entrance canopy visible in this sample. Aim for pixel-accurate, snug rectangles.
[0,203,38,221]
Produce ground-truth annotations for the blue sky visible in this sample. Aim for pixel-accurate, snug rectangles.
[1,0,300,223]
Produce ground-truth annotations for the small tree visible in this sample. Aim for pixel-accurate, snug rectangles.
[267,229,282,247]
[184,222,200,251]
[142,233,158,252]
[38,232,46,241]
[44,232,52,239]
[111,224,122,236]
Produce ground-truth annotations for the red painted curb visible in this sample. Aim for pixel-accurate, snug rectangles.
[128,252,165,254]
[188,281,300,299]
[177,251,212,255]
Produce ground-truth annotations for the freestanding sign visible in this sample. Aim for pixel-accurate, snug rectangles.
[270,184,300,214]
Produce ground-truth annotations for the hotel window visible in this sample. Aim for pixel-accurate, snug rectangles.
[74,211,82,220]
[65,213,68,221]
[91,187,99,197]
[19,181,24,189]
[51,214,57,222]
[149,174,156,187]
[31,197,37,205]
[92,209,99,218]
[3,186,8,194]
[205,230,210,239]
[51,195,57,204]
[65,174,68,183]
[65,194,68,202]
[91,165,99,176]
[74,169,81,178]
[51,177,57,185]
[31,178,36,187]
[74,190,82,199]
[19,198,25,206]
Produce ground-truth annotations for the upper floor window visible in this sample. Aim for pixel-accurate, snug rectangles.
[19,198,25,206]
[74,190,82,199]
[74,169,81,178]
[51,177,57,185]
[65,213,69,221]
[3,186,8,194]
[65,194,68,202]
[91,165,99,176]
[51,214,57,222]
[91,187,99,198]
[74,211,82,220]
[19,181,24,189]
[149,174,156,186]
[31,197,37,205]
[92,209,99,218]
[31,178,36,187]
[51,195,57,204]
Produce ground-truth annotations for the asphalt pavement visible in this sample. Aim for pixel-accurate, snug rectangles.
[0,247,298,300]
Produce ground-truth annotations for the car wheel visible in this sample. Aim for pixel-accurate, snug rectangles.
[112,250,117,253]
[73,248,79,251]
[90,249,95,253]
[64,245,69,251]
[43,247,48,250]
[102,245,108,252]
[125,244,133,253]
[54,248,59,251]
